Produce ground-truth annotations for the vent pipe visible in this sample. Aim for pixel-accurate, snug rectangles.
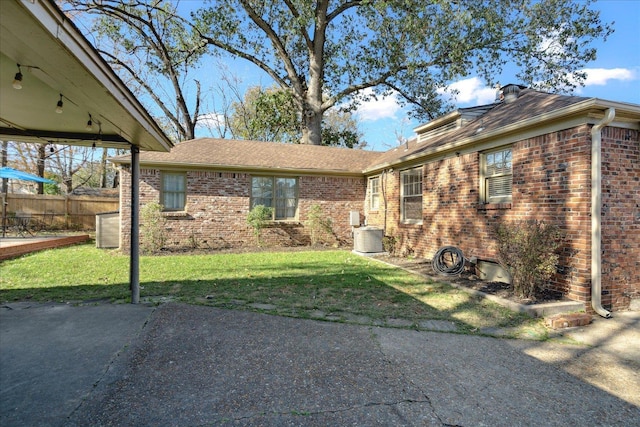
[502,85,521,103]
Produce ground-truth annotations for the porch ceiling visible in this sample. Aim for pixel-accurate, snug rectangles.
[0,0,172,152]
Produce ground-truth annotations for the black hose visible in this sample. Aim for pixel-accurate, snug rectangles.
[432,246,466,275]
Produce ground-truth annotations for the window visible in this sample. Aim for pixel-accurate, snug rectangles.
[369,176,380,210]
[481,147,512,203]
[400,167,423,223]
[161,172,186,211]
[251,176,298,220]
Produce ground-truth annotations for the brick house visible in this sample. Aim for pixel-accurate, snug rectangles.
[112,85,640,313]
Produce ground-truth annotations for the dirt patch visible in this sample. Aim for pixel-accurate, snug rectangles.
[373,255,566,306]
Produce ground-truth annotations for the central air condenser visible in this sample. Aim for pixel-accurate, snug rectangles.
[353,226,383,253]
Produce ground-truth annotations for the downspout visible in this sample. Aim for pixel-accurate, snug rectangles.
[381,170,388,235]
[591,108,615,318]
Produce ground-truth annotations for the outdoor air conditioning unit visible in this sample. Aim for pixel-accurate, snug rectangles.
[96,211,120,248]
[353,226,383,253]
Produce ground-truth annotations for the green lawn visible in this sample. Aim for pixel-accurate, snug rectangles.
[0,243,547,338]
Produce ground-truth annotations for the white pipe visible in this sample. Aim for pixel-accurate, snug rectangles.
[591,108,615,318]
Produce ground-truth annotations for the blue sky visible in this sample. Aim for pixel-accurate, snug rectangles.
[105,0,638,152]
[353,0,640,151]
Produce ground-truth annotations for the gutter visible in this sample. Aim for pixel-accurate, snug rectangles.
[591,108,615,318]
[109,160,366,178]
[364,98,640,175]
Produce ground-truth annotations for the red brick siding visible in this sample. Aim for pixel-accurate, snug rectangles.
[601,127,640,310]
[119,169,366,251]
[365,125,639,312]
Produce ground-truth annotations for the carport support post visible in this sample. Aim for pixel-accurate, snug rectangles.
[130,146,140,304]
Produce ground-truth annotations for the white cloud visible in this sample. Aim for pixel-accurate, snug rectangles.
[438,77,497,106]
[581,68,637,86]
[355,89,402,122]
[196,112,225,129]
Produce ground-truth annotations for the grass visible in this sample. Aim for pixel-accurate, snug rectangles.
[0,243,547,339]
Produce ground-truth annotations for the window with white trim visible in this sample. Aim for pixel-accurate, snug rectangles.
[369,176,380,210]
[161,172,186,211]
[251,176,298,220]
[400,167,423,223]
[481,147,512,203]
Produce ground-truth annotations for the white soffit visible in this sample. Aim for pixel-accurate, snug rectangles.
[0,0,172,152]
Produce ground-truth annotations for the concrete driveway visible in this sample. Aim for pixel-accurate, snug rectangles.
[1,302,638,426]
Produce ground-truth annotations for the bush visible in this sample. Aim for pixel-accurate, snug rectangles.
[494,219,563,299]
[246,205,273,246]
[140,202,167,253]
[306,204,334,246]
[382,235,397,255]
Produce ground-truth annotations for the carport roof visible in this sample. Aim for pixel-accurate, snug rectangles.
[0,0,172,152]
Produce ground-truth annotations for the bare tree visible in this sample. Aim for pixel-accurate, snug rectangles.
[65,0,206,142]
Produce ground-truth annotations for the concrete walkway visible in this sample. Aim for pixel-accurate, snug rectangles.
[1,302,638,426]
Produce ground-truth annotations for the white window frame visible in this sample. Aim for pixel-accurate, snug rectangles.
[160,171,186,211]
[480,146,512,204]
[369,176,380,211]
[250,176,299,220]
[400,167,423,224]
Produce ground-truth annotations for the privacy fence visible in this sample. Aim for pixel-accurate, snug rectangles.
[2,193,119,230]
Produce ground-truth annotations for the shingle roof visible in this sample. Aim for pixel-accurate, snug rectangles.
[368,88,592,169]
[114,138,385,174]
[111,87,639,176]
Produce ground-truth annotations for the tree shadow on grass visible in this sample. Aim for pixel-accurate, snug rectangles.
[0,251,540,337]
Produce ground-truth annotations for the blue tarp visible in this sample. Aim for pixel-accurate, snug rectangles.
[0,167,54,183]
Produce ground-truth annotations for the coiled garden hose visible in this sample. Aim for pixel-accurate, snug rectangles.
[432,246,466,275]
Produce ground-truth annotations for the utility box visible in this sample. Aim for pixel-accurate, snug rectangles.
[349,211,360,226]
[476,260,511,284]
[96,211,120,248]
[353,226,383,253]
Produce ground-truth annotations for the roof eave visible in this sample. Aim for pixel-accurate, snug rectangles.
[364,98,640,174]
[110,159,366,177]
[1,0,172,152]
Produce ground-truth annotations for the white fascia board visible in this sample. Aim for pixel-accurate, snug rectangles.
[365,98,640,174]
[21,0,172,151]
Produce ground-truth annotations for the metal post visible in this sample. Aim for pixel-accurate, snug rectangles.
[130,146,140,304]
[2,140,7,238]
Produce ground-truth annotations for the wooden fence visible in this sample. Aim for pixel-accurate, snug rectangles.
[2,193,119,230]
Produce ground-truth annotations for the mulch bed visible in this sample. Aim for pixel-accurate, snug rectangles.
[374,255,566,306]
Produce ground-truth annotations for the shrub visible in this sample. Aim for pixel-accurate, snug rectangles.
[306,204,334,246]
[246,205,273,246]
[382,235,397,255]
[494,219,563,299]
[140,202,167,253]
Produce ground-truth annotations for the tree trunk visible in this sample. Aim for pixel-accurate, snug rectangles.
[37,144,46,194]
[100,148,108,188]
[301,110,322,145]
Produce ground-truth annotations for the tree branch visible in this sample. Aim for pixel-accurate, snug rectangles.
[237,0,306,99]
[282,0,312,50]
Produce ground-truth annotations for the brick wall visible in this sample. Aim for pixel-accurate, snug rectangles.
[119,168,366,251]
[365,125,639,312]
[601,127,640,310]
